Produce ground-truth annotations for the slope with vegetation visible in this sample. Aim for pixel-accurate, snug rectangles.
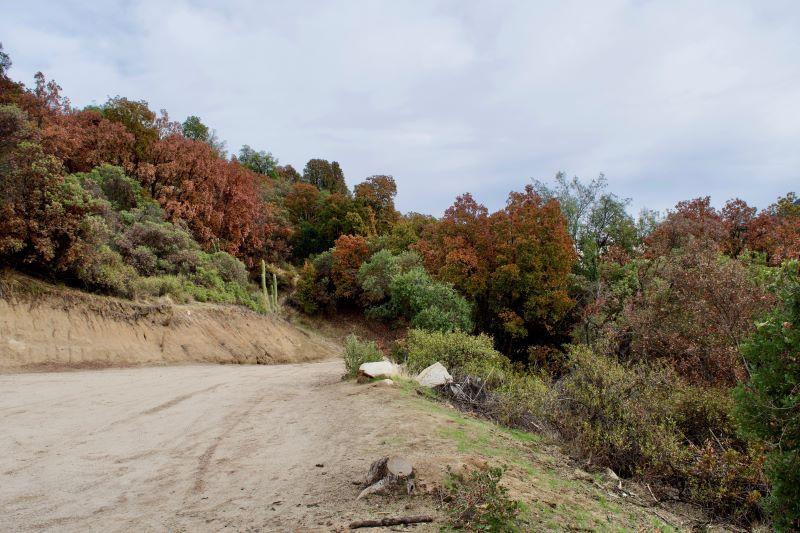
[1,42,799,529]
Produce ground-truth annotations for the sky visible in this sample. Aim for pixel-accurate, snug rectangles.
[2,0,799,216]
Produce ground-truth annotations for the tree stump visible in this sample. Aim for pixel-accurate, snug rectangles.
[357,456,415,499]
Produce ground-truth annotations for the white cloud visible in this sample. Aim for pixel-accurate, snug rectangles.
[2,0,799,215]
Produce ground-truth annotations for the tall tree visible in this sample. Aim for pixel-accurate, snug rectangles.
[41,109,135,173]
[276,164,301,183]
[417,186,576,358]
[182,115,209,142]
[487,186,577,355]
[140,134,290,265]
[645,197,725,257]
[0,42,11,76]
[238,145,278,177]
[302,158,348,194]
[101,97,158,162]
[354,175,400,234]
[533,173,640,280]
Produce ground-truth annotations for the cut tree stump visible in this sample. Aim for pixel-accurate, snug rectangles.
[357,456,415,500]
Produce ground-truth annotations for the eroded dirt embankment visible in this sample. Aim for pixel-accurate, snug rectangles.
[0,273,340,372]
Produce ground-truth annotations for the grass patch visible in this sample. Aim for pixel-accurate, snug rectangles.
[395,380,689,532]
[439,466,527,531]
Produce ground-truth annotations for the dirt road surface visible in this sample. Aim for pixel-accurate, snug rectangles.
[0,362,442,532]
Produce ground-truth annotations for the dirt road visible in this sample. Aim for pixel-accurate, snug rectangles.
[0,362,442,532]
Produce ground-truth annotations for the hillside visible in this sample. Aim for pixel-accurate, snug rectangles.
[0,272,340,372]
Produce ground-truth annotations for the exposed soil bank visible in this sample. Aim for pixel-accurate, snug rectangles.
[0,273,340,372]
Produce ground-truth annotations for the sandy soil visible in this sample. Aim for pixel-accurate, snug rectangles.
[0,273,341,372]
[0,361,445,532]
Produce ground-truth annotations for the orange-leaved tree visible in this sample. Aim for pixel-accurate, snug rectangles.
[331,234,370,301]
[416,186,576,359]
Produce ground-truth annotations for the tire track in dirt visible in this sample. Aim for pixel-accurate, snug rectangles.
[192,390,271,494]
[141,383,224,416]
[100,383,226,432]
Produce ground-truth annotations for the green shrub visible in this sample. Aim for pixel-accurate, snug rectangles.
[77,164,145,211]
[115,220,201,276]
[492,370,552,430]
[682,441,766,523]
[674,385,738,444]
[440,466,524,531]
[735,266,800,530]
[293,260,322,314]
[357,249,421,305]
[131,274,188,301]
[291,252,336,314]
[203,251,248,285]
[553,345,766,522]
[343,334,383,377]
[554,345,683,478]
[369,267,473,333]
[405,329,510,375]
[76,245,138,297]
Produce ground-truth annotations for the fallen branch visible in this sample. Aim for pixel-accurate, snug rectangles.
[349,515,434,529]
[646,483,660,505]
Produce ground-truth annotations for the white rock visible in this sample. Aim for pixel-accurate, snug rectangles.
[359,360,399,379]
[415,362,452,387]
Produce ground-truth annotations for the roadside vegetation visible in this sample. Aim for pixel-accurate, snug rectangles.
[1,43,798,529]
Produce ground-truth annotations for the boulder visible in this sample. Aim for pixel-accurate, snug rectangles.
[358,360,399,379]
[415,362,452,388]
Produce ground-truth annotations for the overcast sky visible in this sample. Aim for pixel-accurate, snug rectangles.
[2,1,799,216]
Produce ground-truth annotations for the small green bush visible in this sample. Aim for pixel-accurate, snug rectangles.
[405,329,510,375]
[292,260,322,314]
[115,220,201,276]
[492,370,552,429]
[203,251,249,285]
[440,466,524,531]
[131,274,188,301]
[343,334,383,377]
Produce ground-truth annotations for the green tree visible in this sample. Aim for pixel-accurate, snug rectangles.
[533,172,641,280]
[302,158,348,194]
[0,42,11,76]
[181,116,227,157]
[239,145,278,177]
[369,266,473,333]
[735,265,800,530]
[182,115,209,142]
[354,175,400,234]
[101,97,158,161]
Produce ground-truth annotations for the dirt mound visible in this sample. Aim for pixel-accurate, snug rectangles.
[0,272,340,372]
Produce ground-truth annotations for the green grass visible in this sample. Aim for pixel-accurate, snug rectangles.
[395,379,689,532]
